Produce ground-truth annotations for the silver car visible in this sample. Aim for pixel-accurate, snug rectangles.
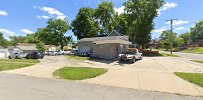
[48,51,58,56]
[8,52,27,59]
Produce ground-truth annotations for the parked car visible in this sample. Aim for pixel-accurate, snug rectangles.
[119,49,143,63]
[45,51,58,56]
[57,50,64,55]
[8,52,27,59]
[48,51,58,56]
[44,51,50,55]
[26,52,44,59]
[64,50,72,55]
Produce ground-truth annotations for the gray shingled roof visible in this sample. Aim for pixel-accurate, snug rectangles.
[93,39,132,44]
[78,36,129,42]
[17,46,38,51]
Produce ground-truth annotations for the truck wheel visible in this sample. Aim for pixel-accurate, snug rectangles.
[140,56,143,60]
[119,59,123,62]
[130,58,136,63]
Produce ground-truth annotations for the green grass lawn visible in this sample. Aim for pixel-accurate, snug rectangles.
[160,53,180,57]
[53,67,108,80]
[67,55,89,61]
[175,72,203,87]
[0,59,40,63]
[182,47,203,54]
[191,60,203,64]
[143,53,180,57]
[0,59,39,71]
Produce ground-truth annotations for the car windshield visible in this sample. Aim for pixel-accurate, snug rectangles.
[125,52,134,54]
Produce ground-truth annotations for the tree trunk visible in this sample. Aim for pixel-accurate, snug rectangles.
[60,45,64,50]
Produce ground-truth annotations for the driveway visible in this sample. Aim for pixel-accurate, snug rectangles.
[3,56,203,96]
[4,56,70,78]
[81,57,203,96]
[0,73,202,100]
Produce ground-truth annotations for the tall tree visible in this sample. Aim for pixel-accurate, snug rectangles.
[36,19,71,49]
[9,36,27,46]
[0,32,8,47]
[159,30,184,50]
[190,20,203,41]
[94,1,116,36]
[125,0,164,48]
[24,34,37,43]
[36,40,46,52]
[71,7,99,40]
[113,14,129,35]
[179,32,191,46]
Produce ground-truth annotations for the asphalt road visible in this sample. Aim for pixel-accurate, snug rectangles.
[161,51,203,60]
[174,52,203,60]
[0,73,202,100]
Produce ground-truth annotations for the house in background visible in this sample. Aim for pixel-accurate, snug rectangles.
[77,31,132,60]
[16,46,38,53]
[45,45,59,51]
[44,45,73,51]
[0,46,10,58]
[8,43,38,54]
[0,43,38,58]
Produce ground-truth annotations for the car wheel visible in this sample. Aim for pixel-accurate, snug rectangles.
[8,56,12,59]
[140,56,143,60]
[130,58,136,63]
[16,56,19,59]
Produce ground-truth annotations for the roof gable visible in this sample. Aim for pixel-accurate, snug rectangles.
[107,30,123,37]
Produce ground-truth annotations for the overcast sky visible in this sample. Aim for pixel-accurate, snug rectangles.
[0,0,202,40]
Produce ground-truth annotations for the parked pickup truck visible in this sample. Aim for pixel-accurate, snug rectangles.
[119,49,143,63]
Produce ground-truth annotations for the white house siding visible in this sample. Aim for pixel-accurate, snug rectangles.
[0,49,10,58]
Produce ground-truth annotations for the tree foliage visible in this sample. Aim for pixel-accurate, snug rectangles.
[94,1,115,36]
[36,40,46,52]
[71,7,99,40]
[72,0,164,48]
[191,20,203,41]
[0,32,9,47]
[159,30,185,50]
[179,32,191,46]
[36,19,71,49]
[125,0,164,48]
[9,36,27,46]
[113,14,129,36]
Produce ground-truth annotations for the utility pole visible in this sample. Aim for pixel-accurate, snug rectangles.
[166,19,177,55]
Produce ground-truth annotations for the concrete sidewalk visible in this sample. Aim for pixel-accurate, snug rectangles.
[0,73,202,100]
[82,69,203,96]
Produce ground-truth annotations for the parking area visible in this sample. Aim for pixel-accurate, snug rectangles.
[81,57,203,96]
[3,56,203,96]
